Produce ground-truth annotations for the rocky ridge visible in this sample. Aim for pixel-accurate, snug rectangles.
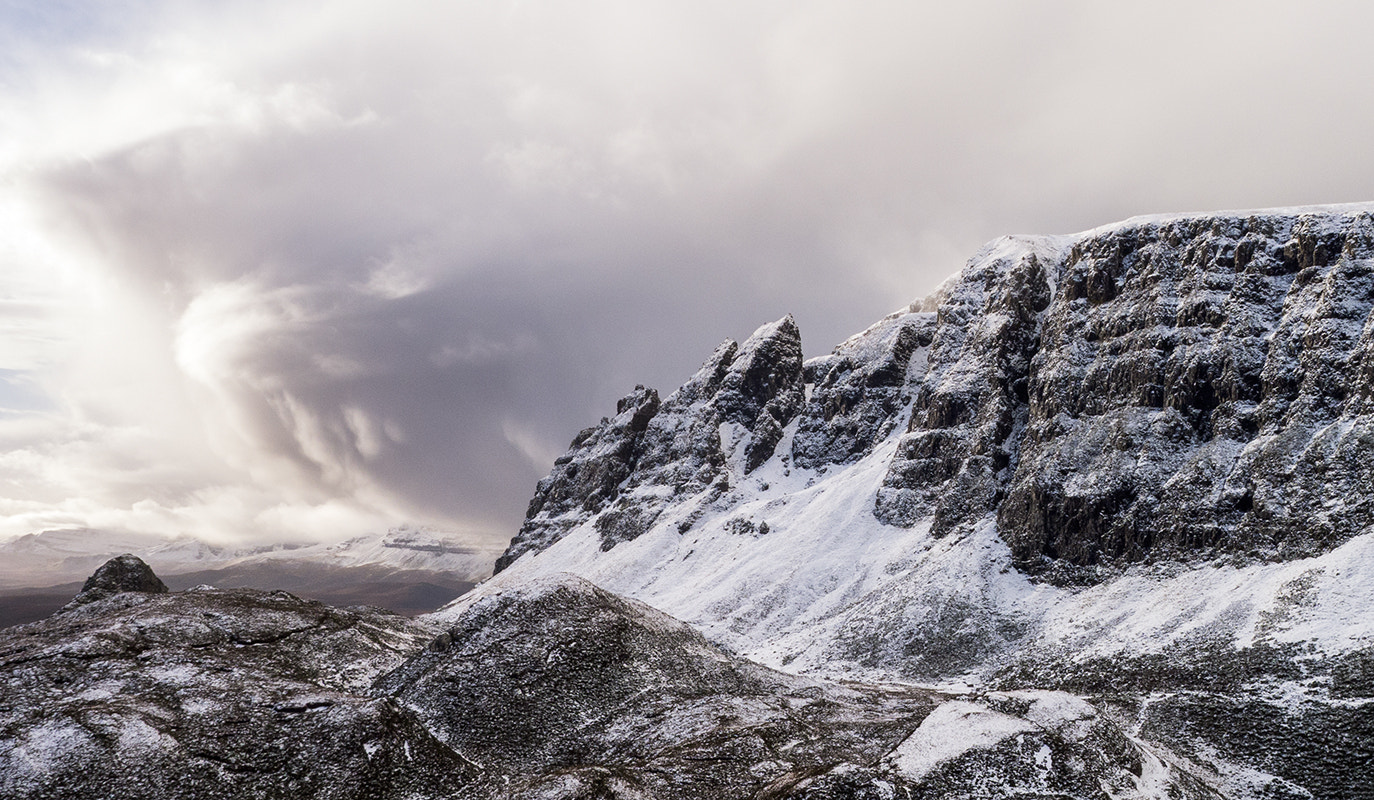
[501,206,1374,577]
[497,315,805,571]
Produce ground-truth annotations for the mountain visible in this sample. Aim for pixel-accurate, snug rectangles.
[463,203,1374,797]
[3,204,1373,799]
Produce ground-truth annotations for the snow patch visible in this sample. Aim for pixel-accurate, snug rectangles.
[884,700,1035,781]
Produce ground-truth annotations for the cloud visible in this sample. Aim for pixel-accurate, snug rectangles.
[3,0,1374,550]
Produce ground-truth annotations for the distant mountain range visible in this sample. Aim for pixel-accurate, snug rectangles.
[0,526,502,625]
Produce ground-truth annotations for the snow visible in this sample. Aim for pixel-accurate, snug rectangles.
[884,700,1035,781]
[1028,528,1374,662]
[443,418,1374,683]
[1070,201,1374,241]
[1,719,95,782]
[992,690,1099,742]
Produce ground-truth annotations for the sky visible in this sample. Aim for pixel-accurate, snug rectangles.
[2,0,1373,551]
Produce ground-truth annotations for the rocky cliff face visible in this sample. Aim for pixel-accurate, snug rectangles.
[500,207,1374,580]
[497,315,805,571]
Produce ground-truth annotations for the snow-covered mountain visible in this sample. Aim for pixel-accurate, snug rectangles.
[443,203,1374,796]
[465,204,1374,677]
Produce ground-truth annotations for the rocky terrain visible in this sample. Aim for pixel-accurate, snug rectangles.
[2,557,1220,799]
[3,204,1373,799]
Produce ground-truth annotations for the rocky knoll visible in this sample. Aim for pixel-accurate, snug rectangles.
[0,557,464,799]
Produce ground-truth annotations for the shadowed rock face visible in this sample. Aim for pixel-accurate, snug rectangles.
[792,311,936,470]
[871,211,1374,576]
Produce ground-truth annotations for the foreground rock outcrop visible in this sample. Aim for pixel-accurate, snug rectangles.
[2,559,1221,799]
[0,558,463,799]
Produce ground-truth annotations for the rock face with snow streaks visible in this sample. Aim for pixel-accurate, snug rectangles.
[998,211,1374,576]
[500,205,1374,579]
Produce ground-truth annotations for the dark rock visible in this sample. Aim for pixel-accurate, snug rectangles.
[493,385,661,573]
[60,554,168,610]
[874,239,1053,537]
[375,574,1200,799]
[996,211,1374,573]
[792,311,935,469]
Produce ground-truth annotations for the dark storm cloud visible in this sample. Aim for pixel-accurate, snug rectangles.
[6,0,1374,545]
